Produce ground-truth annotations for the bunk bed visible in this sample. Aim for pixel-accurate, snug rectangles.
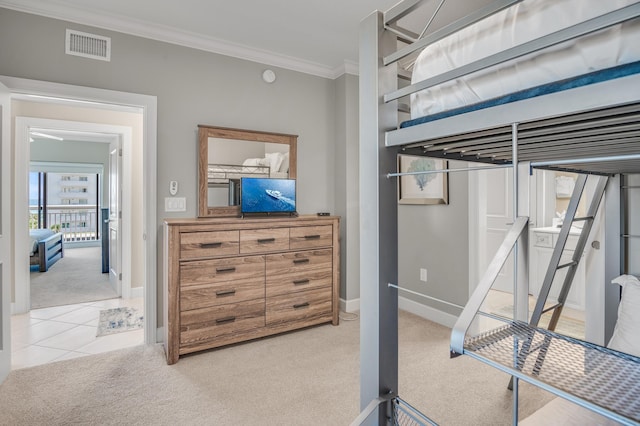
[356,0,640,424]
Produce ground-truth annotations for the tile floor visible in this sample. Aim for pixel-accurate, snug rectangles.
[11,297,144,370]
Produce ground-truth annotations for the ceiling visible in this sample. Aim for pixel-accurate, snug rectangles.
[0,0,495,78]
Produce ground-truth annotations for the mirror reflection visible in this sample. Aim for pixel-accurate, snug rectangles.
[207,138,290,208]
[198,125,297,217]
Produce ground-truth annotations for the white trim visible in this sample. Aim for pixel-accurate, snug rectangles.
[340,297,360,313]
[398,296,458,329]
[0,0,342,80]
[130,285,144,300]
[156,326,164,344]
[1,75,158,345]
[15,117,133,313]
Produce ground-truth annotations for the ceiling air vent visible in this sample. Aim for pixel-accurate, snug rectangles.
[65,29,111,61]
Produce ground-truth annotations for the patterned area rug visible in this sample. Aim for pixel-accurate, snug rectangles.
[96,307,144,337]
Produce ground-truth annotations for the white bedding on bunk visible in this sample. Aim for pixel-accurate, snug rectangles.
[410,0,640,119]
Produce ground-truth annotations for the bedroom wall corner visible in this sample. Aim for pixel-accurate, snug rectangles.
[333,73,360,308]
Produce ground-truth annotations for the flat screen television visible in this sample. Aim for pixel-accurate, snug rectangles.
[240,177,296,215]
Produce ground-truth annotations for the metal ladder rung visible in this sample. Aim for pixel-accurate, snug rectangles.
[557,261,578,270]
[572,216,594,222]
[541,303,562,314]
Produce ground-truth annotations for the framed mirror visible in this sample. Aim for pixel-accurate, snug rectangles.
[198,125,297,217]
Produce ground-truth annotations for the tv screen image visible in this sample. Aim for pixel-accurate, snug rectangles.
[241,178,296,214]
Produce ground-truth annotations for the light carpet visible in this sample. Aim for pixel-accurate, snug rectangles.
[96,307,144,337]
[0,311,553,425]
[491,305,585,340]
[30,246,117,309]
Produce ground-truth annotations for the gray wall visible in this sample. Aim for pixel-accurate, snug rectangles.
[0,8,337,326]
[398,160,469,316]
[0,7,467,326]
[334,74,360,302]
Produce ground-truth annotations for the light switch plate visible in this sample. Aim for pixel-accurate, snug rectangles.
[165,197,186,212]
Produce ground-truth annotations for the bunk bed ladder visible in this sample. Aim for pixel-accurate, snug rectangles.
[530,174,608,332]
[507,174,608,390]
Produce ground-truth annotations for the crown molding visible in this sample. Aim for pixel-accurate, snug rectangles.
[0,0,350,79]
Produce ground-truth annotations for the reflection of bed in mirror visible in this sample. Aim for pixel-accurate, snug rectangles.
[207,151,291,184]
[200,125,297,216]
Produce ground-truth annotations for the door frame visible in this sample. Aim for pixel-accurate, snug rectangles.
[1,80,12,383]
[14,117,133,309]
[1,75,158,345]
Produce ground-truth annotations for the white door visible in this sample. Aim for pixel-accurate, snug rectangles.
[478,167,514,294]
[108,139,122,294]
[0,80,12,382]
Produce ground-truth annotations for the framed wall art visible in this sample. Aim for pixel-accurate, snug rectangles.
[397,154,448,205]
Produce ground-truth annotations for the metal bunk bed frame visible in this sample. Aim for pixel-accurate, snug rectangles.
[357,1,640,424]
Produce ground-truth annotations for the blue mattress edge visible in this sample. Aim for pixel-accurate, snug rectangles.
[400,61,640,129]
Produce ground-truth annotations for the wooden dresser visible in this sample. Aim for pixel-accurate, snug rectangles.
[163,215,340,364]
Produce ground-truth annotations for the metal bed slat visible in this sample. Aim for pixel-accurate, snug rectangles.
[471,135,640,158]
[411,109,640,153]
[517,103,640,131]
[398,100,640,176]
[428,129,640,156]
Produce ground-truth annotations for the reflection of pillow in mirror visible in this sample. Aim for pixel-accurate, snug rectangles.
[279,152,290,173]
[265,152,283,172]
[242,158,261,166]
[607,275,640,357]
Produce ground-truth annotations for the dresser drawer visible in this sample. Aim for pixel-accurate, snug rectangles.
[289,225,332,250]
[266,287,332,326]
[180,256,265,287]
[240,228,289,254]
[180,230,239,259]
[265,249,332,297]
[180,299,265,347]
[180,278,265,311]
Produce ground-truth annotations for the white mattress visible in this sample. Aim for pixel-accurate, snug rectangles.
[410,0,640,119]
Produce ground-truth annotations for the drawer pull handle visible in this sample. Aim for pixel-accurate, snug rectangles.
[293,302,310,309]
[257,238,276,244]
[216,267,236,274]
[293,279,310,286]
[200,242,222,248]
[216,316,236,324]
[293,258,309,265]
[304,235,321,240]
[216,289,236,297]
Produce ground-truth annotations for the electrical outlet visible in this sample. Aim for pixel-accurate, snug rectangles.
[420,268,428,282]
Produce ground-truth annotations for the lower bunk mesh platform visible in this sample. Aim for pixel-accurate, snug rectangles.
[392,398,437,426]
[464,321,640,424]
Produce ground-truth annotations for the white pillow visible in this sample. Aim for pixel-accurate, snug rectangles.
[279,152,290,173]
[607,274,640,357]
[242,158,261,166]
[265,152,283,173]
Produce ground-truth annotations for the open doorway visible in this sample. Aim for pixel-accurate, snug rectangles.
[12,114,143,370]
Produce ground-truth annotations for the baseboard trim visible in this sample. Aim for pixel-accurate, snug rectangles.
[156,326,164,343]
[398,296,458,328]
[130,286,144,299]
[340,297,360,313]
